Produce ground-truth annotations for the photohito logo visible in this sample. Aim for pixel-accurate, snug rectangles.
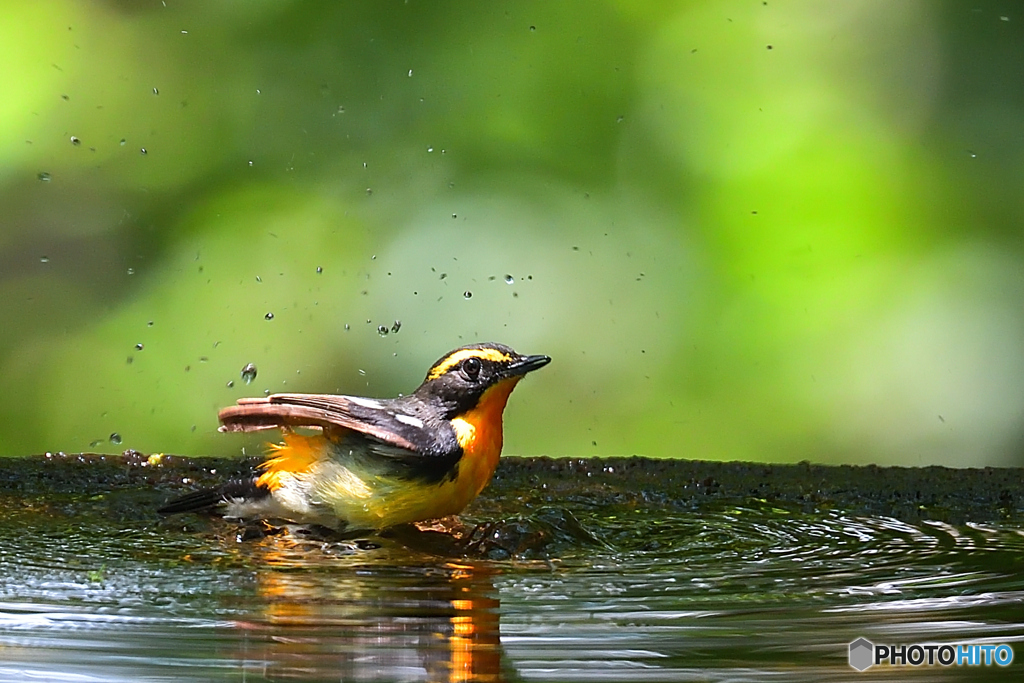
[849,638,1014,671]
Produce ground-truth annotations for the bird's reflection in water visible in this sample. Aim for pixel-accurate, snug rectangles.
[224,526,509,682]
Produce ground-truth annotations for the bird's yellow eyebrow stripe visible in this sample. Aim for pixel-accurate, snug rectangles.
[427,348,512,380]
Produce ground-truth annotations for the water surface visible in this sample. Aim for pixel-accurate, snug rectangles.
[1,454,1021,681]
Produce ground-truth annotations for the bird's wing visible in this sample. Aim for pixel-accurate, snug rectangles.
[218,393,427,453]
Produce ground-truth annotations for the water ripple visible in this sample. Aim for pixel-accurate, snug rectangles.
[2,470,1023,681]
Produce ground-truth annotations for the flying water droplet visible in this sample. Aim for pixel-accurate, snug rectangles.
[134,343,144,350]
[378,325,389,337]
[265,312,274,320]
[463,291,472,299]
[391,320,401,333]
[109,433,122,445]
[504,274,514,284]
[241,363,257,384]
[226,380,235,388]
[37,172,51,182]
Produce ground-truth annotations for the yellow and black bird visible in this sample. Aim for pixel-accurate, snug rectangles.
[159,342,550,531]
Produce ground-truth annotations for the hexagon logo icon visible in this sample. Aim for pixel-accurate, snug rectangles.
[849,638,874,671]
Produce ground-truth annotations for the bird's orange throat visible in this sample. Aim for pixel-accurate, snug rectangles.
[450,376,522,496]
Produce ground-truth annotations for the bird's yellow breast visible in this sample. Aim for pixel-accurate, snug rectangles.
[364,377,522,527]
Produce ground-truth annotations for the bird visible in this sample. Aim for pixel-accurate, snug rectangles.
[158,342,550,532]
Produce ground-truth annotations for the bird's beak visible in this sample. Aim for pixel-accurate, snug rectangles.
[507,354,551,377]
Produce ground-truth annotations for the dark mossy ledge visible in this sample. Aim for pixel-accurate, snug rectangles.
[0,452,1020,525]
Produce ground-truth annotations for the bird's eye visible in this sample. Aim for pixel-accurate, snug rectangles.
[461,357,482,380]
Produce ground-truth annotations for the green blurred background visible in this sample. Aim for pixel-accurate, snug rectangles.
[2,1,1022,466]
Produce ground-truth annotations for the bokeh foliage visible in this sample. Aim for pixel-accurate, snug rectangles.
[2,1,1022,466]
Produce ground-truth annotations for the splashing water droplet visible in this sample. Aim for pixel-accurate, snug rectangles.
[134,343,144,350]
[37,172,51,182]
[226,380,234,388]
[241,363,257,384]
[378,325,389,337]
[504,274,514,284]
[316,266,323,273]
[463,291,472,299]
[109,433,122,445]
[140,148,147,155]
[265,312,274,320]
[70,136,80,146]
[391,320,401,333]
[40,256,50,263]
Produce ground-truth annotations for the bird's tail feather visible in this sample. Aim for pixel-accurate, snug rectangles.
[158,478,267,515]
